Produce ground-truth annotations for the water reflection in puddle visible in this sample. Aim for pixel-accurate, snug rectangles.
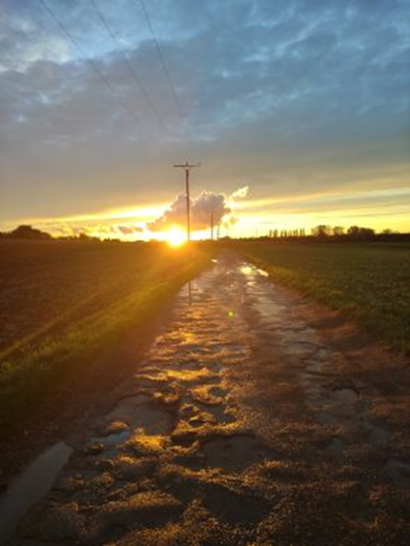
[238,264,269,279]
[239,265,255,276]
[256,268,269,277]
[0,442,72,542]
[106,397,174,436]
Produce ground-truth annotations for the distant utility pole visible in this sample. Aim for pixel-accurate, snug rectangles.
[210,210,214,240]
[173,161,201,242]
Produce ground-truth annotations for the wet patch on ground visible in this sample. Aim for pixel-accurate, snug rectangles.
[200,434,279,471]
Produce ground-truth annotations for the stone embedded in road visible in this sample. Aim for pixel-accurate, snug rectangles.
[85,443,104,456]
[95,490,182,531]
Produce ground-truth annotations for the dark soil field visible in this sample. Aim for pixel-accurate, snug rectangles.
[0,240,205,354]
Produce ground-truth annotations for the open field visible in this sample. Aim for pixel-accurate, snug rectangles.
[0,240,211,439]
[233,241,410,353]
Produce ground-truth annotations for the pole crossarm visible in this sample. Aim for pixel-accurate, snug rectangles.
[173,162,201,170]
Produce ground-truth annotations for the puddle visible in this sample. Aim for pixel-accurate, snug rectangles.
[306,360,323,373]
[282,341,318,358]
[317,411,338,426]
[209,386,226,397]
[93,429,131,447]
[332,388,358,404]
[201,435,278,471]
[254,300,285,324]
[0,442,72,543]
[238,264,268,279]
[256,268,269,277]
[107,398,174,435]
[239,265,255,276]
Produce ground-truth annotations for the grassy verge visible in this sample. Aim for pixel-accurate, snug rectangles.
[0,241,212,435]
[234,241,410,353]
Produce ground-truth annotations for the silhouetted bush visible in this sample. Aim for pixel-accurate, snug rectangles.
[8,225,52,240]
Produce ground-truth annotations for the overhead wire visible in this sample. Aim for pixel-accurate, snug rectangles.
[89,0,171,136]
[136,0,193,142]
[38,0,143,132]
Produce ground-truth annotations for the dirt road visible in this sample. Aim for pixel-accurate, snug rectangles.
[2,253,410,545]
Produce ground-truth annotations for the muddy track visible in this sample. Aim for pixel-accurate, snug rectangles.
[1,252,410,545]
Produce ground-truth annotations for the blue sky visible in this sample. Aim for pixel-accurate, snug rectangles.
[1,0,409,237]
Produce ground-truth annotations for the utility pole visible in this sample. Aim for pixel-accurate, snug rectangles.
[210,210,214,240]
[173,161,201,242]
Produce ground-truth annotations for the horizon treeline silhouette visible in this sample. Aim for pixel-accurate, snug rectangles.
[0,224,408,243]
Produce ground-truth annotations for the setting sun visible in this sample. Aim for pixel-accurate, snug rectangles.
[165,227,186,247]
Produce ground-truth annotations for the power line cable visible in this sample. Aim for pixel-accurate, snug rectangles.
[39,0,143,131]
[89,0,171,136]
[136,0,193,141]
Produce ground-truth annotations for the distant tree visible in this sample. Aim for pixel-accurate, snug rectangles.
[333,226,345,236]
[347,225,360,236]
[382,228,393,234]
[78,232,101,242]
[9,225,52,240]
[312,225,332,237]
[347,226,375,238]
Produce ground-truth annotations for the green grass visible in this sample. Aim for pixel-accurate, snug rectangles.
[0,241,212,433]
[235,241,410,353]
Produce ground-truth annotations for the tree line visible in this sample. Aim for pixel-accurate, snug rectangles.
[265,225,399,240]
[1,224,407,243]
[0,225,112,242]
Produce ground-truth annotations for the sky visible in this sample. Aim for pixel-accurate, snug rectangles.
[1,0,409,240]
